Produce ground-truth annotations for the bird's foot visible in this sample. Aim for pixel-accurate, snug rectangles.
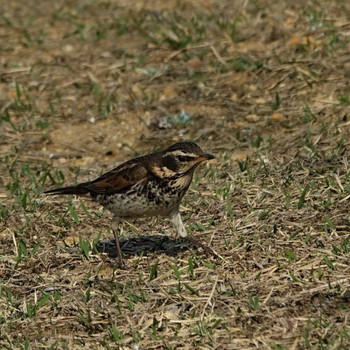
[117,257,128,270]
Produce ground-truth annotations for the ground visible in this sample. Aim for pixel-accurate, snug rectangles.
[1,0,350,349]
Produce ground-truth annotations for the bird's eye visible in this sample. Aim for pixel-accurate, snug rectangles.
[177,155,192,162]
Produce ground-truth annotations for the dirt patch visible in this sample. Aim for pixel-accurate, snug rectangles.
[45,115,147,168]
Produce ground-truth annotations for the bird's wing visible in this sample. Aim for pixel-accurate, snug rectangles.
[84,161,149,195]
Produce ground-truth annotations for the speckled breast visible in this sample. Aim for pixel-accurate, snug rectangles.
[94,179,189,218]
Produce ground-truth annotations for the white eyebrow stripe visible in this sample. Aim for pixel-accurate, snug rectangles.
[165,150,198,158]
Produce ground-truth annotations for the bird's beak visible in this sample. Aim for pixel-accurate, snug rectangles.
[197,153,215,162]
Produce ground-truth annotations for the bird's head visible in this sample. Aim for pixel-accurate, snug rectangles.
[152,141,215,178]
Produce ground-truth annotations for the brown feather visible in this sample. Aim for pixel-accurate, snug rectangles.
[45,155,151,196]
[44,185,89,196]
[85,163,148,194]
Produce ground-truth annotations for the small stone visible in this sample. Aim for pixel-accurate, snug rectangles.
[245,114,260,122]
[63,44,74,52]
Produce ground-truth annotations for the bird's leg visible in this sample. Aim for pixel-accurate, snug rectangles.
[171,211,214,257]
[111,216,127,269]
[171,211,188,238]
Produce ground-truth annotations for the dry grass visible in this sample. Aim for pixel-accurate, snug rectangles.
[1,0,350,349]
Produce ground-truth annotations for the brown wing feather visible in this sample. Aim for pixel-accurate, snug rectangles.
[84,161,149,195]
[45,153,158,196]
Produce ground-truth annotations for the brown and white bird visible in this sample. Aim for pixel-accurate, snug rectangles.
[45,141,215,267]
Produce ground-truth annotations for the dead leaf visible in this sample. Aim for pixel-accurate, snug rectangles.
[255,98,267,104]
[187,57,203,68]
[160,85,177,100]
[272,112,284,122]
[64,236,78,247]
[231,150,252,161]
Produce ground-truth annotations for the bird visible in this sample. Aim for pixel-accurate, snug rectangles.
[44,141,215,268]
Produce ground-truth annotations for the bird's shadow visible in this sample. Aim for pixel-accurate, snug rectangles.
[95,235,190,258]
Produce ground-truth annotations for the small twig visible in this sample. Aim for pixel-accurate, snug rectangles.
[48,153,83,160]
[10,229,18,257]
[201,275,218,320]
[165,43,215,61]
[124,220,141,234]
[57,79,82,89]
[340,193,350,203]
[262,288,274,305]
[210,46,226,66]
[2,67,31,74]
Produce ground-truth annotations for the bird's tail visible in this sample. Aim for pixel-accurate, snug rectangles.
[44,184,89,196]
